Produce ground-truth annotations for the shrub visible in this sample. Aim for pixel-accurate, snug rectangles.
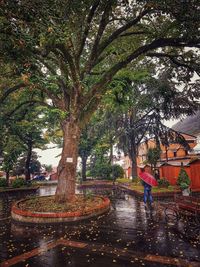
[177,168,190,189]
[90,162,112,180]
[179,182,190,190]
[158,178,170,188]
[12,177,26,188]
[0,178,7,187]
[112,164,124,180]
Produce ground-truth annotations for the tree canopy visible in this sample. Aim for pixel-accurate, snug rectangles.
[1,0,200,201]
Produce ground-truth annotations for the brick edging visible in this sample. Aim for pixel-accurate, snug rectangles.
[11,195,110,223]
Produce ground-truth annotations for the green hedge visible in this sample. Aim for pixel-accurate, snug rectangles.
[11,177,27,188]
[90,163,124,180]
[0,178,7,187]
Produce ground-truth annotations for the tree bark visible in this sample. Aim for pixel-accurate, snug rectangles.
[131,157,138,180]
[6,170,9,186]
[130,141,138,181]
[55,119,80,203]
[81,156,87,182]
[25,142,32,181]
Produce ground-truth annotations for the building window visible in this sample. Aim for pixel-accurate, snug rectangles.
[185,150,188,156]
[173,151,177,157]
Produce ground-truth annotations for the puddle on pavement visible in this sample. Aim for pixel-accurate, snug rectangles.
[0,185,200,266]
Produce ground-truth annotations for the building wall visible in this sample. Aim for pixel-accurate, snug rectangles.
[160,165,191,186]
[159,161,200,189]
[137,133,197,165]
[190,161,200,189]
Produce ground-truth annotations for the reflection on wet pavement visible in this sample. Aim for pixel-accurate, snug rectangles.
[0,186,200,266]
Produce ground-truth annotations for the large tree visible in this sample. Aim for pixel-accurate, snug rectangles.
[1,0,200,202]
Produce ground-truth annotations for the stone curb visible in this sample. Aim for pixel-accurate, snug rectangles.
[118,185,182,198]
[0,186,39,194]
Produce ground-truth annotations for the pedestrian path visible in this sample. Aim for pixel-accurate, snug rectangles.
[0,187,200,266]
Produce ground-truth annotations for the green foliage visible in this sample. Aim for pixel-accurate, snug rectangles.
[177,168,190,189]
[179,182,190,190]
[90,162,112,180]
[0,178,7,187]
[112,164,124,180]
[11,177,26,188]
[43,164,53,172]
[13,152,41,176]
[1,0,200,199]
[158,178,170,188]
[147,147,161,168]
[84,190,94,200]
[86,170,91,177]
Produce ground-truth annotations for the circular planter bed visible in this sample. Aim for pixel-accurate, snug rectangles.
[11,194,110,224]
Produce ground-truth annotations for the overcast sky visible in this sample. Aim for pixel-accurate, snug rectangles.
[34,146,62,167]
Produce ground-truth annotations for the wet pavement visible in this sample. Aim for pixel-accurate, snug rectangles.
[0,186,200,267]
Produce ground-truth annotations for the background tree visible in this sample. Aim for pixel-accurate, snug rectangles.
[1,0,200,202]
[78,114,105,182]
[146,147,161,174]
[43,164,53,173]
[0,89,48,181]
[13,151,41,177]
[99,69,195,180]
[2,138,23,185]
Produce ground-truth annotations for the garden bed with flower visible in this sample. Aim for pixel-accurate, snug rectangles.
[11,194,110,224]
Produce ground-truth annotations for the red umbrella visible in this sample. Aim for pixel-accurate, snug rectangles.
[139,172,158,187]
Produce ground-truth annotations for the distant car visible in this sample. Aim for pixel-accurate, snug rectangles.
[32,175,46,181]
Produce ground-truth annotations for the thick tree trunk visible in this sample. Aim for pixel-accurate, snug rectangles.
[81,156,87,182]
[131,159,138,180]
[25,142,32,181]
[6,170,9,186]
[55,119,80,203]
[130,142,138,181]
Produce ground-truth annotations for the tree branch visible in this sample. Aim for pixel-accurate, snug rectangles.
[76,0,100,61]
[0,83,26,104]
[56,44,82,94]
[36,56,66,89]
[84,2,113,74]
[80,37,200,117]
[119,31,148,37]
[136,117,152,145]
[146,52,200,74]
[83,8,151,75]
[5,100,50,118]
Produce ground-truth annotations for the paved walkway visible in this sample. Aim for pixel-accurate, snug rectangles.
[0,186,200,266]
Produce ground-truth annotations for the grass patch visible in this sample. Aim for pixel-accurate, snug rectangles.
[19,195,104,213]
[128,184,179,193]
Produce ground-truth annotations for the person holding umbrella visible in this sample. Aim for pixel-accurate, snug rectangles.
[139,168,158,208]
